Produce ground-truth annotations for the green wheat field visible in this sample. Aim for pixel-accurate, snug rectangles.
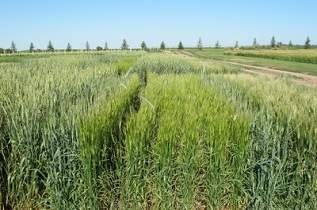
[0,50,317,209]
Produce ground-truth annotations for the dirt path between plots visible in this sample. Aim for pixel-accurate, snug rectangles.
[173,50,317,86]
[225,61,317,86]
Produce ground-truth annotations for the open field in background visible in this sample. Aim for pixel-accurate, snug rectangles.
[0,51,317,209]
[185,48,317,76]
[225,49,317,64]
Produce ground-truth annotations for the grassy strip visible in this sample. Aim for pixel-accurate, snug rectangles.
[185,49,317,76]
[226,49,317,64]
[79,76,141,209]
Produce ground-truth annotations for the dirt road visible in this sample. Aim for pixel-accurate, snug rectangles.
[225,61,317,86]
[174,50,317,86]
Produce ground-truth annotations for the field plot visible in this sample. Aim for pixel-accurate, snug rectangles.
[0,52,317,209]
[184,49,317,76]
[226,49,317,64]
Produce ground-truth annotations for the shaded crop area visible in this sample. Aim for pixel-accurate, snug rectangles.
[0,52,316,209]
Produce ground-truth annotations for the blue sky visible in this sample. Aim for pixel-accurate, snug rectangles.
[1,0,316,49]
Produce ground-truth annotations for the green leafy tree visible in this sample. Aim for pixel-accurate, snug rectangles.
[47,40,54,52]
[96,46,103,51]
[66,43,72,52]
[178,41,184,50]
[288,40,293,48]
[215,41,220,49]
[271,36,276,48]
[10,41,17,53]
[197,37,203,50]
[104,42,109,50]
[0,48,4,54]
[141,41,147,50]
[29,42,35,53]
[160,41,166,50]
[85,41,90,51]
[305,36,311,49]
[121,39,129,50]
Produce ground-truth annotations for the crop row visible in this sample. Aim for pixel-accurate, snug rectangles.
[104,74,250,209]
[79,76,141,209]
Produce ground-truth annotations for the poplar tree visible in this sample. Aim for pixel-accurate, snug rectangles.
[66,43,72,52]
[121,39,129,50]
[47,40,54,52]
[234,41,239,49]
[197,37,203,50]
[29,42,35,53]
[11,41,17,53]
[104,42,109,50]
[271,36,276,48]
[160,41,166,50]
[178,41,184,49]
[215,41,220,49]
[253,38,257,48]
[305,37,311,49]
[141,41,147,50]
[85,41,90,51]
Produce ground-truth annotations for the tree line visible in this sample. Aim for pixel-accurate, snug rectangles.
[233,36,313,50]
[0,39,164,53]
[0,37,314,54]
